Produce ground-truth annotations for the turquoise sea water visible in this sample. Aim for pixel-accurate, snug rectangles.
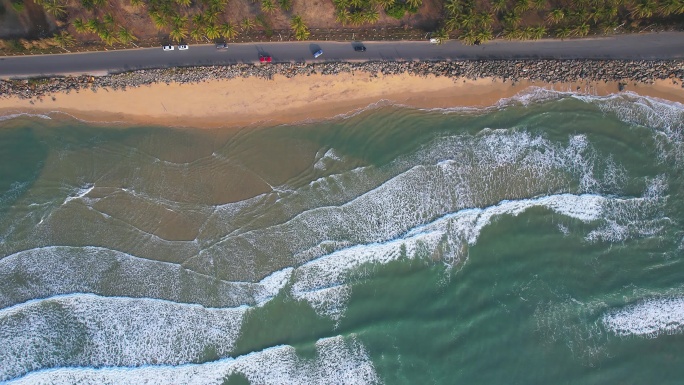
[1,88,683,384]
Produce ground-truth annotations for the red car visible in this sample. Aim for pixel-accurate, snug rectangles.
[259,55,272,63]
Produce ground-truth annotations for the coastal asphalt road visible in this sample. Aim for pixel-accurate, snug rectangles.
[1,32,684,78]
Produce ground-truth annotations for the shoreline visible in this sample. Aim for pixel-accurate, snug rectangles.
[1,61,683,129]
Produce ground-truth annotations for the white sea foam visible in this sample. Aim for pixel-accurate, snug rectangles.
[0,112,52,122]
[195,131,615,280]
[62,184,94,204]
[602,297,684,337]
[0,246,293,310]
[289,193,610,320]
[0,293,247,382]
[6,335,379,385]
[578,92,684,165]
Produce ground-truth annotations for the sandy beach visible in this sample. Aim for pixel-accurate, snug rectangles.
[1,73,683,128]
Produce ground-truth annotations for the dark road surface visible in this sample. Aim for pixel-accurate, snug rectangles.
[1,32,683,78]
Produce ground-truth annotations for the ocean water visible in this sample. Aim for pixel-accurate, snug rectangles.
[1,89,684,384]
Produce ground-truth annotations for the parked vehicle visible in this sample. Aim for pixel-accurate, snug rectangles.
[429,38,440,44]
[313,49,323,58]
[178,44,189,50]
[354,45,366,52]
[162,45,174,51]
[259,55,272,63]
[216,43,228,49]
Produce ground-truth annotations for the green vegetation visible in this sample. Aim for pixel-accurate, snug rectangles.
[440,0,684,45]
[9,0,683,52]
[11,1,25,14]
[291,15,310,40]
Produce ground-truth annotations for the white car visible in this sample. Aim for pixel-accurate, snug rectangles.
[178,44,189,50]
[429,38,440,44]
[162,45,174,51]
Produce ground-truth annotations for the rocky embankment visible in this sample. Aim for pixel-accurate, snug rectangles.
[1,60,682,99]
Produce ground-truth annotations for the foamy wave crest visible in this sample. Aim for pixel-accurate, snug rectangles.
[602,297,684,337]
[585,175,669,243]
[6,335,379,385]
[579,92,684,165]
[290,193,610,320]
[194,131,620,280]
[0,112,52,122]
[0,246,291,309]
[0,293,247,381]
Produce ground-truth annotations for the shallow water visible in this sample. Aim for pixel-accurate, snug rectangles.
[1,89,684,384]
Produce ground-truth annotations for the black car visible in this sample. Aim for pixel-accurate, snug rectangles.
[354,45,367,52]
[216,43,228,49]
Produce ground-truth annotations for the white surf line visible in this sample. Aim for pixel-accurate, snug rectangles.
[288,193,657,321]
[0,293,250,382]
[602,296,684,337]
[0,247,292,309]
[5,335,379,385]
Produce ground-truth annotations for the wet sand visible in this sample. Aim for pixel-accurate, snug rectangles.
[0,73,682,128]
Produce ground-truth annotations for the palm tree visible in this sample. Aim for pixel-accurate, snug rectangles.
[170,25,188,42]
[103,13,115,27]
[531,0,545,10]
[555,26,572,39]
[491,0,507,13]
[261,0,276,13]
[279,0,292,11]
[513,0,531,14]
[444,16,460,31]
[205,11,219,24]
[432,27,449,42]
[335,8,351,24]
[210,0,227,11]
[659,0,684,15]
[291,15,310,40]
[406,0,421,8]
[204,23,221,39]
[98,29,118,45]
[173,14,188,28]
[118,27,138,45]
[476,12,493,27]
[241,17,255,31]
[546,8,564,24]
[190,26,204,40]
[503,26,522,39]
[73,18,88,33]
[375,0,395,10]
[444,0,462,16]
[631,0,657,18]
[333,0,349,9]
[573,22,590,37]
[349,11,364,25]
[81,0,95,10]
[150,12,168,30]
[295,28,310,40]
[503,11,522,27]
[43,1,67,18]
[192,13,205,28]
[476,26,493,43]
[364,9,380,23]
[176,0,192,5]
[53,31,75,50]
[130,0,144,7]
[530,25,546,39]
[220,22,239,39]
[86,18,101,33]
[460,28,477,45]
[458,13,476,29]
